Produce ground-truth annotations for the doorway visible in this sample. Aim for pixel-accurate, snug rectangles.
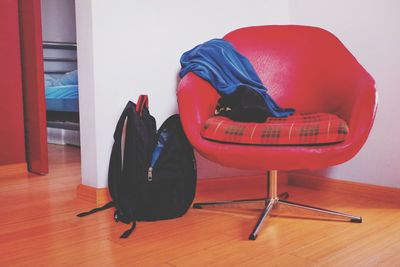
[41,0,80,148]
[19,0,80,174]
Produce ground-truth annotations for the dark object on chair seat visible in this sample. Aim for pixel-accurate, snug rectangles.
[215,85,271,122]
[203,112,349,145]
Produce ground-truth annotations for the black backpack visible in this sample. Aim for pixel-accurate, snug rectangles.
[77,95,197,238]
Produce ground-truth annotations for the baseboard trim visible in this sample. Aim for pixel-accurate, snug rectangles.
[0,163,27,178]
[204,173,288,184]
[77,172,400,205]
[195,173,288,201]
[289,172,400,203]
[77,184,111,205]
[76,173,288,204]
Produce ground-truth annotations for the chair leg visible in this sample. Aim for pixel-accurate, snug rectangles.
[192,170,362,241]
[249,199,276,240]
[278,199,362,223]
[193,197,268,209]
[192,192,289,209]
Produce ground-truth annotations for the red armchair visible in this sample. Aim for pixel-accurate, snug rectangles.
[177,25,377,240]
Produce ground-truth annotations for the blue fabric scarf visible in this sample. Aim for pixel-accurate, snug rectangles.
[179,39,294,118]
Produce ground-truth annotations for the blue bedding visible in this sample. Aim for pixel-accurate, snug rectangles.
[45,84,79,112]
[45,70,79,112]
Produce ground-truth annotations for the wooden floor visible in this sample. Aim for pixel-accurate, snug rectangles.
[1,145,399,267]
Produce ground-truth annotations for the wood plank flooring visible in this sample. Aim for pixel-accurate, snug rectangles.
[0,144,399,266]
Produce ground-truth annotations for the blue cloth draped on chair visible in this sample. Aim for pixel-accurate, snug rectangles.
[179,38,294,118]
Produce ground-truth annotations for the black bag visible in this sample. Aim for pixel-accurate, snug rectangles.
[77,95,197,238]
[215,85,271,122]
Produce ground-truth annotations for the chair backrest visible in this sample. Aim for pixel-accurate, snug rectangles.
[177,25,377,171]
[223,25,374,115]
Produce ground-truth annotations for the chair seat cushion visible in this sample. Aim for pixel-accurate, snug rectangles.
[201,113,349,145]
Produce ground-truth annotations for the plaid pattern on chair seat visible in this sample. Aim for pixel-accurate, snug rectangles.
[201,113,349,145]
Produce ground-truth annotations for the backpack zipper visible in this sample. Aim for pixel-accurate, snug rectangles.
[148,167,153,182]
[147,115,179,183]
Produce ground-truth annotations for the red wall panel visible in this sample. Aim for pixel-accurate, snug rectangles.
[19,0,48,174]
[0,1,26,165]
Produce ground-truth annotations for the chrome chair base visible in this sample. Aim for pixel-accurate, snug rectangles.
[192,171,362,240]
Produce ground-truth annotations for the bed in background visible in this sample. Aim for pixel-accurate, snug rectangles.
[43,41,80,146]
[45,70,79,121]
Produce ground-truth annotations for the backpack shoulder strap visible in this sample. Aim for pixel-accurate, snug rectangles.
[120,221,137,238]
[76,201,114,217]
[108,102,135,202]
[76,102,134,218]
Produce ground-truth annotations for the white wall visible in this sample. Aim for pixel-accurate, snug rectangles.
[41,0,76,42]
[289,0,400,188]
[76,0,400,189]
[76,0,290,187]
[76,0,98,187]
